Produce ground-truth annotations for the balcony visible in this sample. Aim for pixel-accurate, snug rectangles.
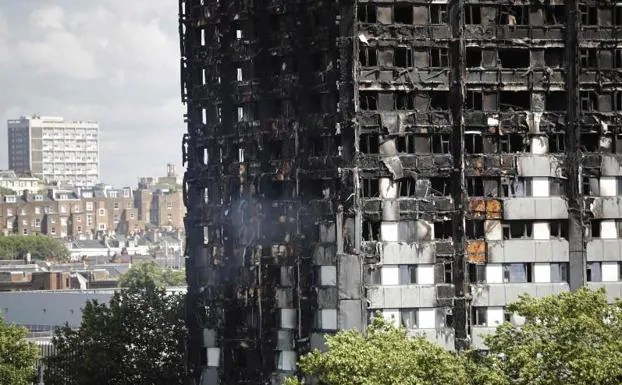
[503,197,568,220]
[366,285,437,309]
[586,239,622,261]
[487,239,569,264]
[471,282,569,307]
[587,197,622,219]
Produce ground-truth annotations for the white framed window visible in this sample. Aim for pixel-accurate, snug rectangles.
[98,223,106,231]
[99,208,105,216]
[86,202,93,211]
[86,214,93,226]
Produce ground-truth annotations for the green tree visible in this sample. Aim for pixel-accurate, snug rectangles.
[0,187,17,196]
[118,262,186,288]
[0,314,39,385]
[482,288,622,385]
[44,282,186,385]
[285,315,469,385]
[0,235,69,261]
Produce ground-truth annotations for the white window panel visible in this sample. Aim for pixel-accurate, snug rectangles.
[280,309,296,329]
[530,136,548,154]
[602,262,620,282]
[418,308,436,329]
[533,222,550,240]
[600,177,617,197]
[485,220,502,241]
[486,264,503,283]
[416,265,435,285]
[487,307,505,327]
[379,178,398,199]
[381,266,399,285]
[532,177,549,197]
[533,263,551,283]
[277,351,297,371]
[382,309,400,327]
[320,266,337,286]
[381,222,399,242]
[601,220,617,239]
[320,309,337,330]
[236,67,243,81]
[207,348,220,367]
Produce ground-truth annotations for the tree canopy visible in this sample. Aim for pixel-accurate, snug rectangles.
[0,314,39,385]
[0,235,70,261]
[0,187,17,196]
[44,282,186,385]
[285,289,622,385]
[285,315,469,385]
[482,288,622,385]
[118,262,186,288]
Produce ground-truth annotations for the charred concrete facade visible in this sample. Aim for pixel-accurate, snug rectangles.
[180,1,622,384]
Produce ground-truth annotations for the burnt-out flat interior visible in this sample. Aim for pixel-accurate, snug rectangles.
[180,1,622,384]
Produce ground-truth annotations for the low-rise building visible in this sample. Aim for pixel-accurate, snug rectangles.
[0,170,41,194]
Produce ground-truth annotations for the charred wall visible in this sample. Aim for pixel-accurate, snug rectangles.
[180,0,622,383]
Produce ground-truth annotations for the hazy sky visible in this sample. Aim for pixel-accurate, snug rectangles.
[0,1,185,187]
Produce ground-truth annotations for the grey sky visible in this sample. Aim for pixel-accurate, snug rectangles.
[0,1,185,187]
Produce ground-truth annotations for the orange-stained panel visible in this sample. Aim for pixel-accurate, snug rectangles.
[467,240,487,264]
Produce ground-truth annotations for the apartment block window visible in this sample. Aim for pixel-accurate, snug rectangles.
[86,215,93,226]
[99,208,105,216]
[471,307,487,326]
[400,309,417,329]
[359,46,378,66]
[35,207,40,215]
[469,264,486,283]
[394,47,413,67]
[367,267,381,285]
[398,265,417,284]
[50,227,56,235]
[587,262,602,282]
[60,205,66,214]
[358,4,376,23]
[430,48,449,67]
[503,263,532,283]
[360,92,378,111]
[6,208,13,216]
[550,263,569,283]
[114,202,119,210]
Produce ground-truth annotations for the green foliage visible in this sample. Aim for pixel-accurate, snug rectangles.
[118,262,186,288]
[44,283,186,385]
[0,235,70,261]
[0,187,17,196]
[288,315,469,385]
[482,288,622,385]
[0,314,39,385]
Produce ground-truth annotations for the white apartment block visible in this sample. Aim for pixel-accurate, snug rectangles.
[7,116,100,188]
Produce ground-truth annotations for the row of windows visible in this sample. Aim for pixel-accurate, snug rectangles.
[358,4,620,27]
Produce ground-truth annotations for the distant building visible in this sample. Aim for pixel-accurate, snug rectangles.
[7,115,100,188]
[135,165,186,230]
[0,170,41,194]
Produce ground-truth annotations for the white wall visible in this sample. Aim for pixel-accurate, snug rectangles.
[600,177,617,197]
[418,308,436,329]
[532,177,550,197]
[487,307,504,327]
[602,262,620,282]
[320,309,337,330]
[381,222,399,242]
[381,266,399,285]
[601,221,618,239]
[533,263,551,283]
[416,265,435,285]
[533,222,550,240]
[320,266,337,286]
[280,309,296,329]
[486,264,503,283]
